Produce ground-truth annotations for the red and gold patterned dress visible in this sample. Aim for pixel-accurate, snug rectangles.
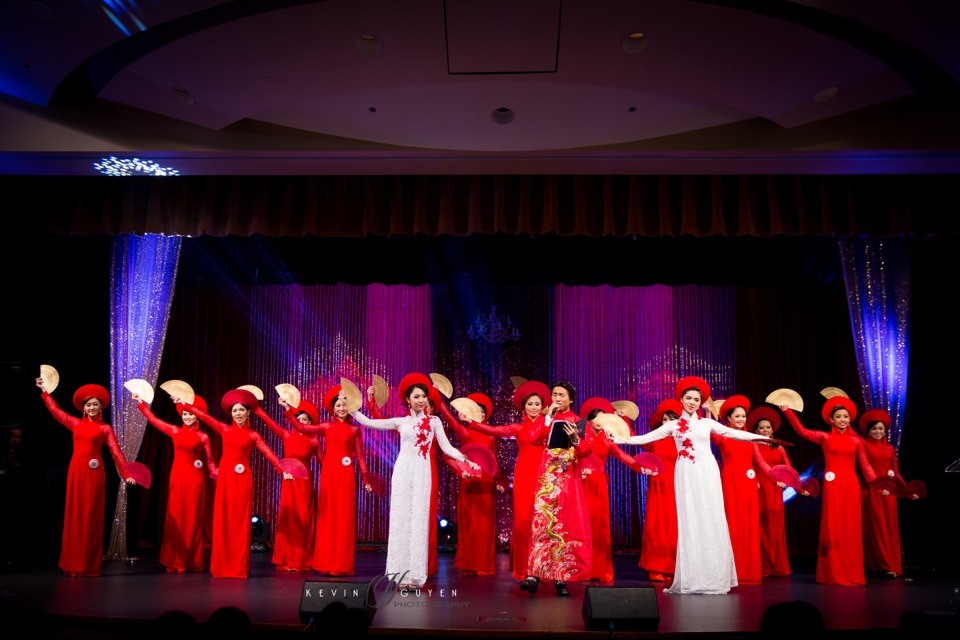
[526,410,592,582]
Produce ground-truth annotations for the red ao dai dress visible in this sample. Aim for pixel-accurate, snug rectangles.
[295,415,371,575]
[583,429,646,582]
[753,442,794,576]
[41,392,132,576]
[255,407,321,571]
[861,436,904,576]
[638,436,679,578]
[138,402,216,572]
[783,409,877,586]
[439,404,497,576]
[713,435,772,585]
[463,415,545,580]
[526,411,593,583]
[188,403,288,579]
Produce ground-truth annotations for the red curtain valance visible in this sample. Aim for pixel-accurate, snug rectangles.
[5,174,956,237]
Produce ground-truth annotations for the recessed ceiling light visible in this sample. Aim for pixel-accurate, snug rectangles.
[172,87,195,104]
[814,86,839,103]
[491,107,515,125]
[622,32,648,54]
[356,34,382,55]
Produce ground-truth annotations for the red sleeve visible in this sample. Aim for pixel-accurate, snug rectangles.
[855,438,878,483]
[607,440,643,472]
[41,392,79,431]
[185,403,230,435]
[438,403,469,440]
[575,430,593,458]
[103,425,131,480]
[751,443,777,480]
[255,407,289,440]
[528,417,549,445]
[783,408,827,445]
[199,432,218,474]
[889,447,904,482]
[295,421,329,437]
[252,432,286,474]
[469,421,520,438]
[366,396,386,420]
[353,426,370,477]
[138,402,178,437]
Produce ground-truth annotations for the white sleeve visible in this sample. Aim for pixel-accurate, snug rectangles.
[621,423,674,445]
[709,419,769,442]
[433,418,466,462]
[350,411,399,432]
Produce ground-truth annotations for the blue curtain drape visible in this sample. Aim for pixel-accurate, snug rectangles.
[838,237,910,449]
[106,234,182,559]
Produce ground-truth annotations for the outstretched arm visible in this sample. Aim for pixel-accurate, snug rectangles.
[136,400,178,437]
[255,407,289,440]
[350,411,400,432]
[781,407,827,445]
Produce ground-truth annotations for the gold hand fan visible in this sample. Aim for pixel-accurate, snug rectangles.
[430,373,453,399]
[450,397,483,424]
[339,378,364,413]
[611,400,639,422]
[509,376,528,390]
[123,379,155,404]
[820,386,849,400]
[593,413,631,441]
[765,388,804,412]
[39,364,60,393]
[372,374,390,408]
[274,383,301,408]
[237,384,264,401]
[159,380,195,404]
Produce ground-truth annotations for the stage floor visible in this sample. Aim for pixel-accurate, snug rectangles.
[1,549,958,639]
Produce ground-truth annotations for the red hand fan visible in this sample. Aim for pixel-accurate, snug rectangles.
[800,477,820,498]
[903,479,926,499]
[125,462,152,489]
[280,458,309,480]
[872,475,906,495]
[767,464,802,492]
[366,472,388,498]
[448,457,481,479]
[634,452,665,475]
[460,442,498,477]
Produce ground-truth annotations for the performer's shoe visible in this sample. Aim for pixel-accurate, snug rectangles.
[647,572,666,582]
[554,581,569,596]
[519,577,539,593]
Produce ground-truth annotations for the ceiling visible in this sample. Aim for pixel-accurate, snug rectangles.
[1,0,959,175]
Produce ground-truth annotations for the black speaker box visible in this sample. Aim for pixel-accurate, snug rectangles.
[581,586,659,631]
[299,580,377,625]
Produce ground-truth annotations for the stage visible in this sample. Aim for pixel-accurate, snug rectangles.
[1,549,958,639]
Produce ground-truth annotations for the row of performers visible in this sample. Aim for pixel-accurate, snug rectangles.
[35,373,916,594]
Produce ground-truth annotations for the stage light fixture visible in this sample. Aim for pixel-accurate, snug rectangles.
[251,514,271,551]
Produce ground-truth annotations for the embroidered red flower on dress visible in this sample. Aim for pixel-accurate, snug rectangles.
[415,416,431,458]
[675,418,695,463]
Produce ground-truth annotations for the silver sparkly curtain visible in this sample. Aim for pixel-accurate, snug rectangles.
[106,234,182,560]
[838,237,910,449]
